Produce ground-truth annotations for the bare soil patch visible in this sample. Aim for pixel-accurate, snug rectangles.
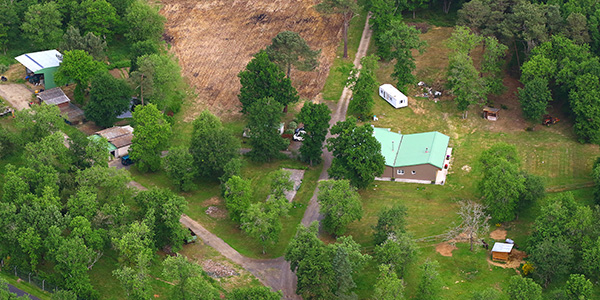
[0,84,33,110]
[109,68,129,79]
[485,76,529,132]
[159,0,344,120]
[490,228,507,240]
[205,206,227,219]
[76,121,103,136]
[436,242,458,257]
[487,249,527,269]
[203,196,224,206]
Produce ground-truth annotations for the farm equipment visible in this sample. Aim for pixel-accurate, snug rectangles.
[0,106,12,117]
[542,115,559,126]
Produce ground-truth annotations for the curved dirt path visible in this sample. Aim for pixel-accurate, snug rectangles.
[124,14,373,300]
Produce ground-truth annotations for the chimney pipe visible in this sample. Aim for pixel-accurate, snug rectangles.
[392,141,394,151]
[425,147,429,153]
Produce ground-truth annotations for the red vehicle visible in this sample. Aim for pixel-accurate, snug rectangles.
[542,115,559,126]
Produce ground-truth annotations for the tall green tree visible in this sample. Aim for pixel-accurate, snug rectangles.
[373,265,405,300]
[129,104,171,172]
[86,72,132,128]
[14,104,64,144]
[565,274,593,300]
[77,0,117,40]
[241,202,282,254]
[124,0,165,43]
[447,53,486,118]
[60,26,107,61]
[21,2,63,49]
[223,176,252,223]
[54,50,106,103]
[478,143,526,222]
[482,36,508,95]
[285,222,334,299]
[162,146,196,192]
[569,73,600,144]
[318,180,363,236]
[327,117,385,189]
[374,231,418,277]
[296,101,331,166]
[129,53,185,112]
[135,188,187,251]
[369,0,397,60]
[266,31,321,79]
[129,39,160,72]
[518,77,552,124]
[229,287,282,300]
[506,275,542,300]
[416,259,441,300]
[373,205,407,246]
[54,237,97,299]
[238,50,299,113]
[246,98,289,162]
[189,110,239,179]
[380,19,427,92]
[530,237,574,287]
[343,54,379,119]
[315,0,360,59]
[162,255,219,300]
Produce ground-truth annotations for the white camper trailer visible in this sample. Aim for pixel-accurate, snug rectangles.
[379,84,408,108]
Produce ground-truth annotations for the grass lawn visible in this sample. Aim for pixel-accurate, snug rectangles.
[344,19,600,298]
[0,272,52,300]
[131,157,321,259]
[321,10,368,102]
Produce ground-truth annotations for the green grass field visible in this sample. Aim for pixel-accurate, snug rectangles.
[342,18,600,298]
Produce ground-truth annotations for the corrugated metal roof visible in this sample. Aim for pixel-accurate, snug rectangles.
[110,135,132,148]
[96,126,133,141]
[37,87,70,105]
[15,50,62,72]
[491,242,514,253]
[373,128,450,169]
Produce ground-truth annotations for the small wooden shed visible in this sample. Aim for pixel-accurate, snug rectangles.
[483,107,500,121]
[491,242,514,261]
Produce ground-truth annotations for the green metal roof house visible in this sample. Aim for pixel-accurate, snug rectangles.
[15,50,62,89]
[373,127,451,184]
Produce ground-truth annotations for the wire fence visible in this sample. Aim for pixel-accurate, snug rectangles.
[1,265,59,293]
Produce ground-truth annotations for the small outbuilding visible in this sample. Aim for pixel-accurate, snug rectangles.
[95,125,134,159]
[15,50,62,89]
[483,107,500,121]
[36,88,84,124]
[491,242,514,262]
[379,84,408,108]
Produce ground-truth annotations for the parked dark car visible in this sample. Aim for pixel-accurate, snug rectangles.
[121,155,133,166]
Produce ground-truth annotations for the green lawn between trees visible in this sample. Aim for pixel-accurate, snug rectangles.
[342,18,600,298]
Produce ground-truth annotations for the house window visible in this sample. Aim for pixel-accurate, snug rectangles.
[397,169,404,175]
[411,170,416,175]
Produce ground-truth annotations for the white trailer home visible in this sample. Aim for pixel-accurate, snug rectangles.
[379,84,408,108]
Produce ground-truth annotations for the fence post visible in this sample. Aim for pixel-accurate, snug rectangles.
[42,279,45,291]
[13,266,16,276]
[28,272,31,284]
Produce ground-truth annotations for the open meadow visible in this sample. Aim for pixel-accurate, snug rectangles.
[344,22,600,298]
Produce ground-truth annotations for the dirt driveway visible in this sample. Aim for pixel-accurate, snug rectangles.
[0,84,33,110]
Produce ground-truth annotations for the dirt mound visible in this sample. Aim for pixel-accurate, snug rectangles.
[159,0,344,119]
[202,259,239,278]
[490,229,507,240]
[436,242,458,257]
[203,196,223,206]
[205,206,227,219]
[487,249,527,269]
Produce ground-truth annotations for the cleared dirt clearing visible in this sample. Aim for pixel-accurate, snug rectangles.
[159,0,344,120]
